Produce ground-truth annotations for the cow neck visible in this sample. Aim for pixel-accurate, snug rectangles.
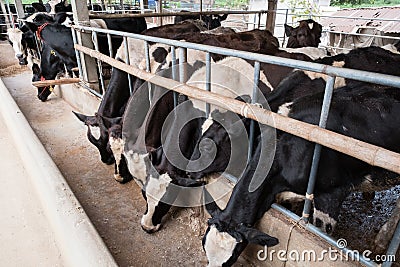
[36,22,49,41]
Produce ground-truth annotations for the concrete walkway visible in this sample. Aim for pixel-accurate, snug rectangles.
[0,112,64,266]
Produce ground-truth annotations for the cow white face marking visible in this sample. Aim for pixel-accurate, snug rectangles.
[204,225,237,267]
[277,102,293,117]
[276,191,305,203]
[109,136,125,182]
[7,28,24,58]
[201,117,214,135]
[61,16,73,27]
[141,173,172,232]
[124,150,148,186]
[313,208,337,233]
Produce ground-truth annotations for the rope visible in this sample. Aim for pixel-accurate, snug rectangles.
[283,217,304,267]
[240,103,263,117]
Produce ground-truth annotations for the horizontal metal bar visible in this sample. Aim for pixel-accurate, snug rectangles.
[72,25,400,89]
[75,44,400,175]
[272,204,378,267]
[89,9,271,19]
[325,30,400,41]
[382,220,400,267]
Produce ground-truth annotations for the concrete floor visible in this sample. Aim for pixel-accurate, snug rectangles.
[0,104,64,266]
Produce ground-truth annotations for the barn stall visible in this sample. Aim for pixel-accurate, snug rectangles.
[0,0,400,266]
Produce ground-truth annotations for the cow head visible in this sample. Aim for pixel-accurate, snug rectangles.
[202,14,229,30]
[7,28,28,65]
[203,190,278,267]
[73,111,116,165]
[285,19,322,48]
[31,43,64,101]
[31,63,54,101]
[188,95,253,180]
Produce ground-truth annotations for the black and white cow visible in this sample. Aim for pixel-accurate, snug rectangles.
[284,19,323,48]
[23,11,147,101]
[268,45,400,113]
[73,21,207,167]
[202,84,400,266]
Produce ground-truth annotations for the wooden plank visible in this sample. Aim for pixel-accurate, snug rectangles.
[75,44,400,175]
[32,78,81,87]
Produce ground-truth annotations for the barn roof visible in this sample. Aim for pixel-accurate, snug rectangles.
[320,6,400,33]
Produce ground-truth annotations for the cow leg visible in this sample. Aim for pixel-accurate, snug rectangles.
[312,187,349,234]
[373,198,400,254]
[115,154,133,184]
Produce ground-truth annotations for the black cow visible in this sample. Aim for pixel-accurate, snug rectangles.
[284,19,323,48]
[202,84,400,266]
[174,11,228,30]
[24,12,146,101]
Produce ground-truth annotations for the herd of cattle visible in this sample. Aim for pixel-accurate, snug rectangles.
[6,5,400,266]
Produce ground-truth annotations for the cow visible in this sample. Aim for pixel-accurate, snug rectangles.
[23,11,147,101]
[202,84,400,266]
[284,19,323,48]
[174,11,228,30]
[268,45,400,113]
[73,21,209,166]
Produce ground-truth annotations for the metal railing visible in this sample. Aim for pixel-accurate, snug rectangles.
[71,22,399,266]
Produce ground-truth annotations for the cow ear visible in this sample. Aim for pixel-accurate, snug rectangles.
[72,111,99,126]
[203,188,222,217]
[32,63,40,75]
[284,24,294,37]
[32,3,47,12]
[235,94,251,104]
[236,224,279,247]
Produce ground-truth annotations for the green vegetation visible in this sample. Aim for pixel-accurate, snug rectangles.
[331,0,400,7]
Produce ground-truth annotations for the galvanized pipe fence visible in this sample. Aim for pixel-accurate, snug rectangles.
[71,24,400,266]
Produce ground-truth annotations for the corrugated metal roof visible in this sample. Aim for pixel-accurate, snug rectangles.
[320,6,400,33]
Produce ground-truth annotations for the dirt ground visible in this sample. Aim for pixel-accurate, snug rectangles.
[0,39,399,266]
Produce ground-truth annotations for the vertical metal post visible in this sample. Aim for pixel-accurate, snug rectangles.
[13,0,24,20]
[248,61,260,162]
[205,52,211,117]
[71,28,83,79]
[302,75,336,223]
[257,11,261,29]
[382,221,400,267]
[171,46,178,108]
[282,9,289,47]
[123,36,133,94]
[107,33,113,58]
[70,0,99,90]
[179,47,187,83]
[266,0,278,34]
[92,31,105,94]
[144,40,153,101]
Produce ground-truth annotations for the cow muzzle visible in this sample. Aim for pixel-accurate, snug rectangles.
[17,54,28,65]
